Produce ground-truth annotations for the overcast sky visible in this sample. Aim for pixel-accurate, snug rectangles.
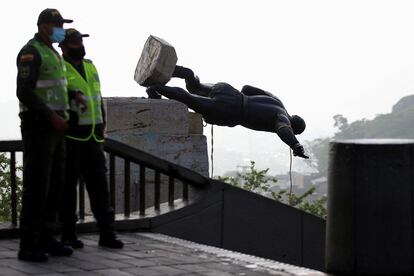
[1,0,414,173]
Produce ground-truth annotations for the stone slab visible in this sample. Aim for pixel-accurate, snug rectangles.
[134,35,178,86]
[105,98,191,136]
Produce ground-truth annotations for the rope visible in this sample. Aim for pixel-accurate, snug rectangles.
[289,148,293,198]
[211,124,214,177]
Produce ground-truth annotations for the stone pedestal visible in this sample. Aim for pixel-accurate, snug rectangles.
[103,97,208,213]
[326,139,414,275]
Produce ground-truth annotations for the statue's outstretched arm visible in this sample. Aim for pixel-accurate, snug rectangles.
[276,124,309,159]
[172,66,213,97]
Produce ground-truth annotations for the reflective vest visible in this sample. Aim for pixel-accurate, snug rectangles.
[65,59,104,143]
[20,40,69,118]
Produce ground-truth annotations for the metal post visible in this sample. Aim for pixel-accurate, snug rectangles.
[139,166,146,216]
[326,139,414,275]
[124,160,130,217]
[109,154,116,210]
[10,152,17,227]
[168,176,174,207]
[154,171,160,210]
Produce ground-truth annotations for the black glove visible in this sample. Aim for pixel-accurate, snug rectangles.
[292,143,309,159]
[145,86,162,99]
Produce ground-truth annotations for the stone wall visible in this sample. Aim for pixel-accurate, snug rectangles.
[102,97,209,213]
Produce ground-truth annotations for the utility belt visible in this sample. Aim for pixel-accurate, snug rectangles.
[19,110,68,121]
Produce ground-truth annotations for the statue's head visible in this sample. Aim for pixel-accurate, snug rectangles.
[291,115,306,135]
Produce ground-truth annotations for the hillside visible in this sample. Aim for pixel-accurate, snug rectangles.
[309,95,414,176]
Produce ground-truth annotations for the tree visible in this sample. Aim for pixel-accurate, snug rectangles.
[333,114,349,131]
[0,153,22,222]
[308,95,414,177]
[217,161,327,219]
[306,137,330,177]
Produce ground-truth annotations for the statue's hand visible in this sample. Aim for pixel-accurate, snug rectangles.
[172,66,194,79]
[292,143,309,159]
[147,85,189,98]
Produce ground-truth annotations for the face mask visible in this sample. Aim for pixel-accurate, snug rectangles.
[49,27,66,43]
[67,46,86,60]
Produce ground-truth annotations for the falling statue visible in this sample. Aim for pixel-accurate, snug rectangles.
[135,36,309,159]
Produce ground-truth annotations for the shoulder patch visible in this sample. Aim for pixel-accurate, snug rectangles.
[84,59,93,63]
[19,54,34,62]
[18,66,31,78]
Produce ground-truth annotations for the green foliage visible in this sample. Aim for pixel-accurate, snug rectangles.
[217,161,327,219]
[286,186,327,219]
[0,153,22,222]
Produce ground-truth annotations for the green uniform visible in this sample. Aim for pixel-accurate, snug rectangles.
[60,58,115,242]
[17,34,68,251]
[65,59,104,142]
[19,39,69,118]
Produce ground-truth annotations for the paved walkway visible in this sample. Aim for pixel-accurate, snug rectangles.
[0,232,328,275]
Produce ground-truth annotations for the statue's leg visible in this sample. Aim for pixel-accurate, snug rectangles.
[148,85,215,114]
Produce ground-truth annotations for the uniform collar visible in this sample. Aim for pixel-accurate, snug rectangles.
[34,33,42,41]
[34,32,60,54]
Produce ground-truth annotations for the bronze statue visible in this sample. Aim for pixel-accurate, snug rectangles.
[146,66,308,159]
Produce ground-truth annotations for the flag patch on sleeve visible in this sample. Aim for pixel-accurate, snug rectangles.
[20,54,34,62]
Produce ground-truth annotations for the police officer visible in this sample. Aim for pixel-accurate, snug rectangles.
[58,29,123,249]
[16,9,83,262]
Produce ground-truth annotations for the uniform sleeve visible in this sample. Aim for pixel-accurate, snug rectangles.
[16,46,54,119]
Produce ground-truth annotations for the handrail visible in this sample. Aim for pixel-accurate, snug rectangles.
[0,140,23,152]
[104,138,209,188]
[0,138,210,230]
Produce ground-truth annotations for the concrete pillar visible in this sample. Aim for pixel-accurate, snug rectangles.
[326,139,414,275]
[103,97,208,213]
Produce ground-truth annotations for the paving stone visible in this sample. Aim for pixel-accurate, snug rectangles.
[121,250,155,258]
[147,256,189,266]
[0,240,19,250]
[119,258,158,267]
[65,271,99,276]
[37,261,82,273]
[173,263,214,273]
[0,250,18,258]
[78,238,97,246]
[92,250,135,260]
[201,271,234,276]
[201,261,246,273]
[93,269,135,276]
[58,258,108,271]
[122,266,164,276]
[0,266,28,276]
[155,252,212,264]
[149,265,190,275]
[36,274,66,276]
[96,258,134,269]
[0,233,326,276]
[1,259,55,274]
